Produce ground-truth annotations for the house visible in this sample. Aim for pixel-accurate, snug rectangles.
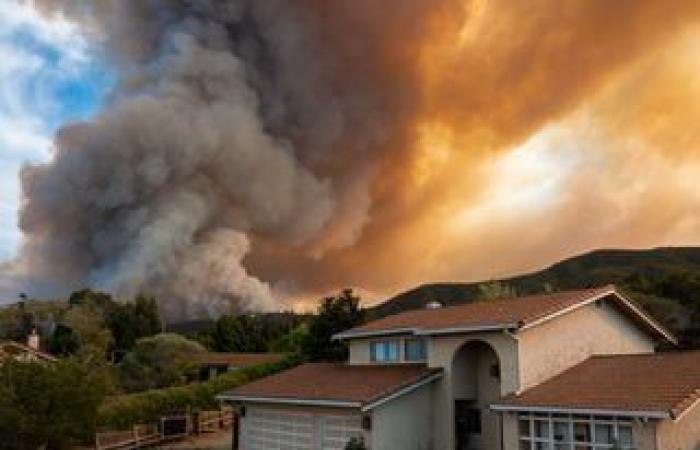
[198,353,287,381]
[0,329,56,363]
[218,285,700,450]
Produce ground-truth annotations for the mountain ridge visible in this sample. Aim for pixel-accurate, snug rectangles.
[369,246,700,347]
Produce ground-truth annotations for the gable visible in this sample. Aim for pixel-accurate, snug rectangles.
[517,298,657,390]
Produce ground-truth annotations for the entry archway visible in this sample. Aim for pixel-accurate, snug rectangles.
[452,340,502,450]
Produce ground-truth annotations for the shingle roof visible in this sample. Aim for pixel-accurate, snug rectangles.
[493,352,700,419]
[335,285,675,344]
[199,352,286,367]
[218,363,442,410]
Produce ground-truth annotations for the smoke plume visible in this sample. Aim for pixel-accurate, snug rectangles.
[6,0,700,316]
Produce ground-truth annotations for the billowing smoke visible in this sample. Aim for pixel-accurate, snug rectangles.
[7,0,700,317]
[13,0,447,317]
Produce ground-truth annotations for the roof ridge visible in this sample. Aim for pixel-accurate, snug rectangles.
[397,284,616,314]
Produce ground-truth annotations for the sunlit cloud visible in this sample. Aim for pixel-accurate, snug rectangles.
[0,1,110,263]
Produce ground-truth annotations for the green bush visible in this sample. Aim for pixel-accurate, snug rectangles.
[98,354,301,429]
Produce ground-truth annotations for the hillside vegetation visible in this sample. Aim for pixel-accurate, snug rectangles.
[370,247,700,348]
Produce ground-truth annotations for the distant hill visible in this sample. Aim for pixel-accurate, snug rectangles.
[369,247,700,347]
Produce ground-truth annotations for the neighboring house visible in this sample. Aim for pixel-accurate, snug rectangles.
[199,353,286,381]
[0,330,56,363]
[218,285,700,450]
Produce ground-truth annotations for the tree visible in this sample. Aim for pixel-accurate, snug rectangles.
[477,281,517,301]
[59,290,161,360]
[210,315,268,352]
[105,295,161,357]
[62,305,114,360]
[269,323,309,354]
[0,358,107,450]
[302,289,364,362]
[46,324,80,356]
[118,333,206,392]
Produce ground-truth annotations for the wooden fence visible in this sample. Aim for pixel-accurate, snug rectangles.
[95,408,234,450]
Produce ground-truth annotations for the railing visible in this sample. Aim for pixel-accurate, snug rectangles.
[196,407,234,433]
[95,408,234,450]
[95,423,160,450]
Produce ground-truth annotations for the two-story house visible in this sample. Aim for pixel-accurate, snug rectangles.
[218,285,700,450]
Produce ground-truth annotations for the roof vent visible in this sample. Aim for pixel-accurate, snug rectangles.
[425,300,445,310]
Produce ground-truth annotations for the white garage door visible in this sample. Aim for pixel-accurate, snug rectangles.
[246,409,314,450]
[322,415,362,450]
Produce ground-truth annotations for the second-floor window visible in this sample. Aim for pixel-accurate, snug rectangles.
[370,340,399,362]
[404,338,427,361]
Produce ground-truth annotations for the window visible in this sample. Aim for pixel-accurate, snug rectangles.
[517,413,636,450]
[370,340,399,362]
[404,338,427,361]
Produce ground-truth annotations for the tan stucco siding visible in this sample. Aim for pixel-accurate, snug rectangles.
[370,383,433,450]
[428,331,518,450]
[348,337,372,364]
[518,301,655,390]
[657,402,700,450]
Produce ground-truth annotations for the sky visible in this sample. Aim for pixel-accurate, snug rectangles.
[2,1,700,314]
[0,1,111,262]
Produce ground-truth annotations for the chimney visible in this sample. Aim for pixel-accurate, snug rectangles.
[27,327,40,351]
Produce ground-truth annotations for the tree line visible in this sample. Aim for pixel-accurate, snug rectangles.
[0,288,365,449]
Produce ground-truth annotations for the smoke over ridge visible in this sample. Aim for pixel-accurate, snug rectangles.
[5,0,700,317]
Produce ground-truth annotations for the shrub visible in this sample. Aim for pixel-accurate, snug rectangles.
[118,333,206,392]
[98,354,302,429]
[345,437,367,450]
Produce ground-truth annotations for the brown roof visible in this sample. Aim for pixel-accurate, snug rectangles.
[336,285,675,344]
[0,341,57,362]
[494,352,700,419]
[218,363,442,409]
[199,352,286,367]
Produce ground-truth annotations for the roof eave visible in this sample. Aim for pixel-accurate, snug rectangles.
[333,324,517,341]
[490,404,671,420]
[215,395,362,409]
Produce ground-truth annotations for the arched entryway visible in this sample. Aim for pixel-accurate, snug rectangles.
[452,340,502,450]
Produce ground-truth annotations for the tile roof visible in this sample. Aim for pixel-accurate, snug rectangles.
[335,285,675,344]
[493,352,700,419]
[218,363,442,410]
[199,352,286,367]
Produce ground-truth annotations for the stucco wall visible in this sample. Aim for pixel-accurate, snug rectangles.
[370,383,433,450]
[657,402,700,450]
[428,331,518,450]
[518,300,655,390]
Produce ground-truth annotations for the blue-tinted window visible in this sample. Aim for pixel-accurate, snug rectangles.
[370,340,399,362]
[404,338,427,361]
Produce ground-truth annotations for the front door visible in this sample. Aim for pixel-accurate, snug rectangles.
[455,400,481,450]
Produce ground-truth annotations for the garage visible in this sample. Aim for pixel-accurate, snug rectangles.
[218,363,442,450]
[245,409,314,450]
[244,407,361,450]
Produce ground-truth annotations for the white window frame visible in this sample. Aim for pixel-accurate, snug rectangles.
[517,412,636,450]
